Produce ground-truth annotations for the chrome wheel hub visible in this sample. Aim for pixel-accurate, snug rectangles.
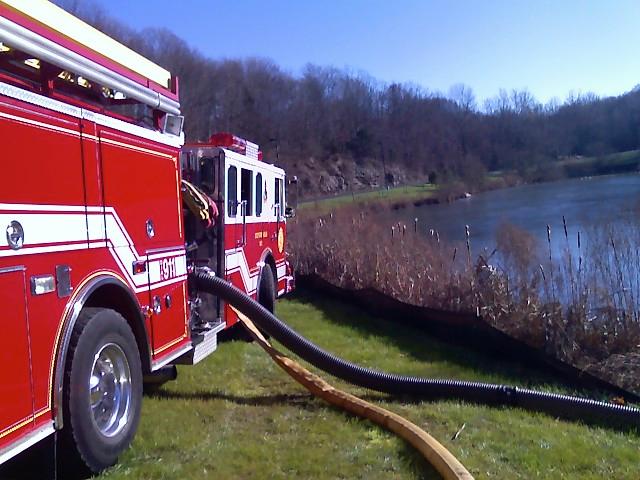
[89,343,132,437]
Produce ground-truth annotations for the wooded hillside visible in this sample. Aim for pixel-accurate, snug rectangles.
[57,1,640,196]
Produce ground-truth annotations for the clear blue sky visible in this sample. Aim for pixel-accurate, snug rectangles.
[91,0,640,104]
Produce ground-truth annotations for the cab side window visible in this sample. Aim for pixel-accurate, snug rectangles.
[255,172,263,217]
[241,168,253,216]
[274,177,283,217]
[227,166,237,217]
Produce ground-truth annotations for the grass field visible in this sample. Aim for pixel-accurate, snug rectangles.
[3,291,638,479]
[298,150,640,216]
[299,184,438,214]
[104,291,639,479]
[559,150,640,176]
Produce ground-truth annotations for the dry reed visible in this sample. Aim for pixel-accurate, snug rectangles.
[289,205,640,393]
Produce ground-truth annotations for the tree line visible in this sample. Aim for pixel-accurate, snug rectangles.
[57,1,640,194]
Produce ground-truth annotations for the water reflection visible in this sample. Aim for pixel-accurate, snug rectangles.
[401,174,640,261]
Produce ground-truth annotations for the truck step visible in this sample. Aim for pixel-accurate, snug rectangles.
[175,321,226,365]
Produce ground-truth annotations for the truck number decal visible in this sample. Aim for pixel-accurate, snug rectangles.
[160,257,177,281]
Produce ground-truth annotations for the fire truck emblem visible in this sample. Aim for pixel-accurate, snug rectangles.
[277,226,284,253]
[6,220,24,250]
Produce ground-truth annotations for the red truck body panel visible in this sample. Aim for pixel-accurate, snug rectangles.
[0,1,292,465]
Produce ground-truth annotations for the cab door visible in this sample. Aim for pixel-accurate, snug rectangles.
[0,268,33,446]
[254,171,266,254]
[224,161,240,250]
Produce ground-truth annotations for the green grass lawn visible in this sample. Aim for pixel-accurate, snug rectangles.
[555,150,640,179]
[298,150,640,216]
[299,184,438,214]
[94,291,640,479]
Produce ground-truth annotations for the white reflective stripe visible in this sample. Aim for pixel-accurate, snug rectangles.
[0,109,79,136]
[0,241,88,258]
[83,109,183,149]
[147,254,187,284]
[224,247,287,295]
[104,211,132,248]
[0,212,87,247]
[224,215,285,226]
[104,207,135,247]
[107,242,184,294]
[176,255,187,276]
[148,250,185,261]
[0,203,92,212]
[149,274,188,291]
[87,212,104,243]
[109,245,147,288]
[0,204,186,292]
[225,248,258,293]
[0,81,81,118]
[224,149,285,175]
[0,81,183,147]
[0,423,54,465]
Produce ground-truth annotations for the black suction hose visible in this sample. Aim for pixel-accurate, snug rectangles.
[194,271,640,428]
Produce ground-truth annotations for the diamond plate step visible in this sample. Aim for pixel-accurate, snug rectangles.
[175,321,226,365]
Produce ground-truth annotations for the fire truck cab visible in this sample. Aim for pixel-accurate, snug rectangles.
[179,134,294,360]
[0,0,293,473]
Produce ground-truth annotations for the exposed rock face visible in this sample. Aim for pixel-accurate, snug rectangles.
[285,154,420,198]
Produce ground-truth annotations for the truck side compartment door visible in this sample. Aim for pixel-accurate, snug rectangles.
[0,93,85,420]
[97,126,188,361]
[0,268,34,446]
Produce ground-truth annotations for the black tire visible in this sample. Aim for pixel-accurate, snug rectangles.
[254,264,276,340]
[220,265,276,343]
[60,307,142,475]
[226,264,276,342]
[257,264,276,314]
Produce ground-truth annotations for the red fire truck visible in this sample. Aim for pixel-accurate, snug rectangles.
[0,0,293,473]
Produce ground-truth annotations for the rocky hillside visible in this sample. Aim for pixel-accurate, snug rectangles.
[283,154,420,197]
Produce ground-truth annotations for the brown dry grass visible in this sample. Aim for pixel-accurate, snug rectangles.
[289,206,640,393]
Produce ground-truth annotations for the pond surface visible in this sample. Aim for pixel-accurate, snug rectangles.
[400,174,640,258]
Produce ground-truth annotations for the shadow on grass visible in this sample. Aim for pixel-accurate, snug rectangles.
[397,443,443,480]
[149,387,432,409]
[152,389,320,408]
[0,436,62,480]
[151,389,443,479]
[284,288,611,399]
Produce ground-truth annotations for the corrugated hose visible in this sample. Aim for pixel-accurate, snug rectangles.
[193,270,640,429]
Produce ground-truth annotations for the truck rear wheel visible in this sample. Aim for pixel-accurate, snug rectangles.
[257,264,276,314]
[222,265,276,342]
[61,307,142,474]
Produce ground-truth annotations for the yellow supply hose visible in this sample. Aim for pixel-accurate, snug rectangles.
[233,308,474,480]
[182,179,212,224]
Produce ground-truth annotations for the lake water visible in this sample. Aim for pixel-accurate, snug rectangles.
[400,174,640,259]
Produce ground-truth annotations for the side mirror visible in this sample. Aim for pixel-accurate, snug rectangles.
[286,175,299,213]
[285,206,295,218]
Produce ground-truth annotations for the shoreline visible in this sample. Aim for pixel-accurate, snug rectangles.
[299,170,640,216]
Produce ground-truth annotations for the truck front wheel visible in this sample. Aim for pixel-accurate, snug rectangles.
[61,307,142,474]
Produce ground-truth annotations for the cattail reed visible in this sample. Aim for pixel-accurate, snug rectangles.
[465,224,471,265]
[290,205,640,393]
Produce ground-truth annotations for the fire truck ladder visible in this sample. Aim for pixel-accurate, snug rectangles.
[0,0,181,116]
